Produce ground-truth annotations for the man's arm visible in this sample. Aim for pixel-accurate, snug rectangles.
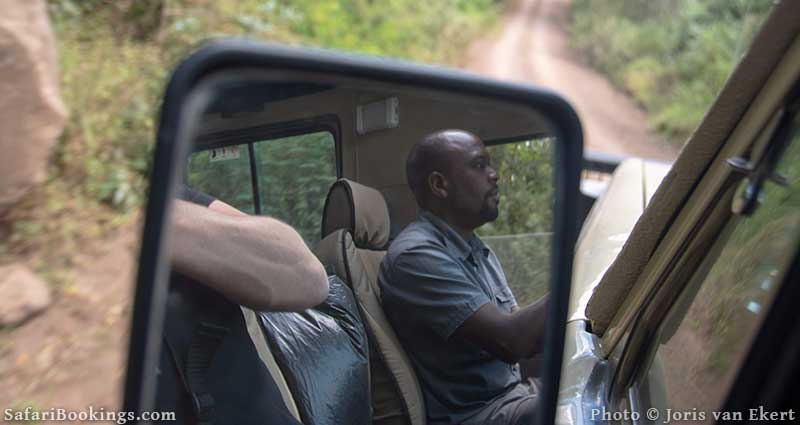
[385,245,548,363]
[207,198,248,217]
[453,293,549,364]
[170,199,329,311]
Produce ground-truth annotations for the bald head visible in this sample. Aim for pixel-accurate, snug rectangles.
[406,129,481,207]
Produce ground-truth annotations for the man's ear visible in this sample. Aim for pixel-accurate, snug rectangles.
[428,172,448,200]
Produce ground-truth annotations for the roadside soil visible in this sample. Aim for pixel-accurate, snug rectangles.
[463,0,679,161]
[0,225,137,412]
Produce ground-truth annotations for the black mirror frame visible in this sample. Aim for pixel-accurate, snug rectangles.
[123,39,583,425]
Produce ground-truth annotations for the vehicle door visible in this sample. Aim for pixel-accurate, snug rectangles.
[558,3,800,423]
[623,95,800,424]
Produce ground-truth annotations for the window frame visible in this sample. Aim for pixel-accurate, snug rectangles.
[610,93,800,407]
[481,133,556,237]
[480,134,556,306]
[186,114,341,214]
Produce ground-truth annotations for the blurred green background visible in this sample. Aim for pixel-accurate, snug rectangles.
[571,0,772,143]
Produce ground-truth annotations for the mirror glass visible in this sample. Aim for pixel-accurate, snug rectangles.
[152,67,558,424]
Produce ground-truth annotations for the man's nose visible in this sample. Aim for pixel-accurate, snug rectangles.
[488,166,499,182]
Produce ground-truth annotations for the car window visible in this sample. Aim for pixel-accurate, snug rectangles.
[186,131,337,243]
[253,131,337,243]
[478,138,554,305]
[187,144,256,213]
[632,110,800,418]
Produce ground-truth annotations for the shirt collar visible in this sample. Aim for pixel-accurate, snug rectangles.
[418,210,490,261]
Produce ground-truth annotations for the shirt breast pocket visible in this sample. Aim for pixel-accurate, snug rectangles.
[494,289,516,313]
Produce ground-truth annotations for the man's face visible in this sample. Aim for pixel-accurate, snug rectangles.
[442,133,500,227]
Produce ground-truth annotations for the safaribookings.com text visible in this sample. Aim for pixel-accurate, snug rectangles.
[4,406,175,424]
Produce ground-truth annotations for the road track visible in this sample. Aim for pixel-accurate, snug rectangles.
[464,0,678,161]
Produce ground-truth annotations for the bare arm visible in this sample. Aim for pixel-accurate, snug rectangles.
[453,293,550,364]
[170,199,329,311]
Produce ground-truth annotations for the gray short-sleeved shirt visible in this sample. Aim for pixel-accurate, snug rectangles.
[379,210,523,424]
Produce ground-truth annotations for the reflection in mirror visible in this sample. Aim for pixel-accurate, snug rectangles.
[481,139,553,306]
[155,69,557,425]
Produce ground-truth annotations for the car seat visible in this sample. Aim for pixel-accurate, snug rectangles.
[315,179,426,425]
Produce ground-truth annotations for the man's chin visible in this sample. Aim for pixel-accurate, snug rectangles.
[479,207,499,223]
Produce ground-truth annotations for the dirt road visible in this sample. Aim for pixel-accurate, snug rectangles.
[0,225,136,412]
[465,0,678,161]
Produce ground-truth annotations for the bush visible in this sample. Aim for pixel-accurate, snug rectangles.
[570,0,773,145]
[479,138,553,305]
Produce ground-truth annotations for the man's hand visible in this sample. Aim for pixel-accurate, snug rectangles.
[453,293,549,364]
[170,200,329,311]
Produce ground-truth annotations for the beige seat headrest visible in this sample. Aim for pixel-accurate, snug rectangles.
[322,179,389,249]
[321,179,390,249]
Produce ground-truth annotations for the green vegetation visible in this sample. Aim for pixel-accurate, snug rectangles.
[188,146,259,214]
[703,123,800,375]
[484,234,550,305]
[187,132,337,243]
[659,120,799,404]
[480,139,554,305]
[1,0,501,284]
[570,0,773,144]
[253,133,337,243]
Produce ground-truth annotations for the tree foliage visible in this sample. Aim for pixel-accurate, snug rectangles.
[255,133,337,243]
[479,139,554,305]
[570,0,773,144]
[187,133,336,244]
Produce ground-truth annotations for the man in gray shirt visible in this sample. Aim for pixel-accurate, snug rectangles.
[379,129,549,425]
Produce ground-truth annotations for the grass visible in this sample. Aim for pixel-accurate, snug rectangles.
[569,0,772,145]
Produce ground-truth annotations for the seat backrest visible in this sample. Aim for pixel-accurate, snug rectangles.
[241,307,302,421]
[259,275,371,425]
[315,179,426,425]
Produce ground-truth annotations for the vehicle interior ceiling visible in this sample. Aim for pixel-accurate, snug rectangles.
[193,70,554,236]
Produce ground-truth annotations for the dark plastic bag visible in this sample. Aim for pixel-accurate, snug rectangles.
[260,276,371,425]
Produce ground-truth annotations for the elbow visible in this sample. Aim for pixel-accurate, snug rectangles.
[254,252,329,311]
[289,231,328,307]
[304,258,329,306]
[286,243,329,308]
[499,334,537,364]
[263,218,330,309]
[508,336,543,362]
[497,350,521,365]
[492,337,526,364]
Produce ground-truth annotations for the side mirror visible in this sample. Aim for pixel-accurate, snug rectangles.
[125,40,582,424]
